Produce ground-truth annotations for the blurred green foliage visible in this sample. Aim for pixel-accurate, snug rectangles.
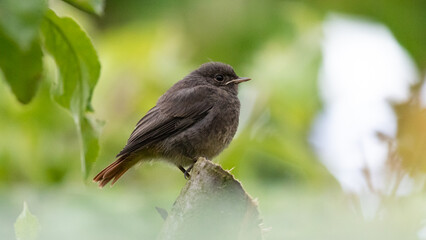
[0,0,426,239]
[0,0,46,51]
[0,30,43,104]
[0,0,46,103]
[0,0,104,180]
[62,0,104,15]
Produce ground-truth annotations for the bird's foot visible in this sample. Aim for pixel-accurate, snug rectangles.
[178,165,191,180]
[183,170,191,180]
[178,157,200,180]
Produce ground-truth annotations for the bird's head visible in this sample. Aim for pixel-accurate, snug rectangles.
[189,62,251,94]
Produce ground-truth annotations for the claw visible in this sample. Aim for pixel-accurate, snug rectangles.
[178,165,191,179]
[184,171,191,180]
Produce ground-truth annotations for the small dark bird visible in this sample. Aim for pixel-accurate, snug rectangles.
[93,62,251,187]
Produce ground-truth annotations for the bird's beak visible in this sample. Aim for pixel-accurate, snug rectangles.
[226,77,251,85]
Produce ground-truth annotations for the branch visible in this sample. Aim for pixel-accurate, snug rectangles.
[159,157,263,240]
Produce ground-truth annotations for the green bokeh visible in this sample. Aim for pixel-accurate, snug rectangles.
[1,0,425,239]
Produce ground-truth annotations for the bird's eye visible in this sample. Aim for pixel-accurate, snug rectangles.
[215,75,224,81]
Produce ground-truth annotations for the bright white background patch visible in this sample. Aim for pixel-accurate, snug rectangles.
[311,15,418,197]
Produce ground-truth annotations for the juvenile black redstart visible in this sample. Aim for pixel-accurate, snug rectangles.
[94,62,251,187]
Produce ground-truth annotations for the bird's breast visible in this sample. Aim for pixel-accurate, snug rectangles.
[197,94,240,157]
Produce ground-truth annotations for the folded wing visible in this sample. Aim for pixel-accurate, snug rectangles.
[116,86,214,157]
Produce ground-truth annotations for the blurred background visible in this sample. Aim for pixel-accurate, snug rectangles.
[1,0,426,239]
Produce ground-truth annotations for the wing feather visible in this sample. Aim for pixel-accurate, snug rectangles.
[116,86,214,157]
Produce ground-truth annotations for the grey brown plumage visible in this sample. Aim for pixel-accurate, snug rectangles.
[93,62,250,187]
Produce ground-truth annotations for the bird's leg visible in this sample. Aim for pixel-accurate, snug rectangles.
[185,164,194,174]
[185,157,199,174]
[184,157,200,176]
[178,157,199,180]
[178,165,191,180]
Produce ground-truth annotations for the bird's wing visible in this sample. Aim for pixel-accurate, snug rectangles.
[116,86,214,157]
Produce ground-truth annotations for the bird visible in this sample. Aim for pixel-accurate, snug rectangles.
[93,62,251,187]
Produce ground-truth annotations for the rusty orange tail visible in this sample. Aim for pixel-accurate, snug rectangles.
[93,155,134,188]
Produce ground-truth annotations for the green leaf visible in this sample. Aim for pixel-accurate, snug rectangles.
[14,202,40,240]
[0,31,43,104]
[40,10,102,178]
[40,10,100,113]
[0,0,47,50]
[77,114,104,177]
[62,0,105,16]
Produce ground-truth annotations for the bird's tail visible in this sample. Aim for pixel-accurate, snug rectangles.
[93,155,135,188]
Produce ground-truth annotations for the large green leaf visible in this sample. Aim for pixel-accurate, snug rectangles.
[0,0,46,104]
[62,0,105,16]
[40,10,101,178]
[0,31,43,104]
[41,10,100,112]
[14,202,40,240]
[0,0,47,51]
